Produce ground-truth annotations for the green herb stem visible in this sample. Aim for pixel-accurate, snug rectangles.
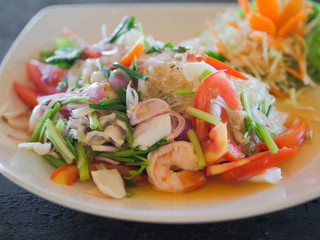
[61,97,91,106]
[113,62,149,81]
[186,106,220,125]
[256,123,279,154]
[175,88,195,95]
[187,129,206,169]
[75,142,90,182]
[43,154,65,168]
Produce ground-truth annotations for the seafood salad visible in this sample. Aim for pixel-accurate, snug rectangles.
[8,8,313,199]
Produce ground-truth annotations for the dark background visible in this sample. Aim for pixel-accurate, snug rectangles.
[1,1,319,239]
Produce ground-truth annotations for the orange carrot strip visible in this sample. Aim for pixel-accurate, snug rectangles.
[253,60,303,81]
[250,31,284,48]
[255,0,280,25]
[278,63,303,80]
[226,21,239,29]
[214,42,229,60]
[270,87,288,99]
[248,12,277,36]
[238,0,251,15]
[118,41,143,67]
[206,18,239,59]
[276,0,306,29]
[277,9,312,37]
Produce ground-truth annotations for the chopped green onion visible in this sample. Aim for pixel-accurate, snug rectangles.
[113,62,149,81]
[242,129,251,140]
[55,118,65,135]
[240,91,256,130]
[108,16,129,43]
[256,123,279,154]
[186,106,220,125]
[306,130,313,140]
[115,88,127,104]
[124,164,148,180]
[30,103,61,142]
[99,98,123,106]
[61,97,91,106]
[43,154,65,168]
[65,138,76,156]
[198,69,212,82]
[175,88,195,95]
[187,129,206,169]
[88,112,103,131]
[93,59,112,77]
[261,97,266,114]
[266,104,273,117]
[74,142,90,182]
[126,190,135,198]
[46,119,75,163]
[89,103,126,111]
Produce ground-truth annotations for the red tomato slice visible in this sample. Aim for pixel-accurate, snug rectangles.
[26,60,68,95]
[13,81,40,108]
[219,147,299,182]
[256,116,307,149]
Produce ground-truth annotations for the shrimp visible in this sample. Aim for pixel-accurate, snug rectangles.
[147,141,207,192]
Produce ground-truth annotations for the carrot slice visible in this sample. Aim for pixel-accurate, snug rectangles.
[249,31,284,48]
[226,21,239,29]
[270,87,288,99]
[255,0,280,25]
[276,0,306,29]
[248,12,277,36]
[277,9,312,37]
[238,0,251,15]
[118,40,143,67]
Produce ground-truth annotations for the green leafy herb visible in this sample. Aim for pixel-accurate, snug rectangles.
[205,51,226,62]
[112,62,149,81]
[57,77,68,91]
[45,47,82,69]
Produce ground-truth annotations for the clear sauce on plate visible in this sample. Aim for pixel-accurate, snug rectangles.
[130,86,320,203]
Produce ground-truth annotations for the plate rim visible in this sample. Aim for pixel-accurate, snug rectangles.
[0,2,319,223]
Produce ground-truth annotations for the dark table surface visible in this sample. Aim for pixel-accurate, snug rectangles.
[1,0,320,239]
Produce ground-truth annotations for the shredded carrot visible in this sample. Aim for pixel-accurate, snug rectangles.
[249,31,284,48]
[206,18,239,59]
[253,60,303,81]
[278,63,303,80]
[270,87,288,99]
[276,0,306,29]
[214,42,229,60]
[226,21,239,29]
[238,0,251,16]
[277,9,312,37]
[255,0,280,25]
[248,12,277,36]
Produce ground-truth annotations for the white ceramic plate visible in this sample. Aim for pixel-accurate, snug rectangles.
[1,3,320,223]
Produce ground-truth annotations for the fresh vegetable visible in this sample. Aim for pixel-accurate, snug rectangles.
[218,147,299,181]
[50,164,79,185]
[26,60,68,95]
[13,81,39,108]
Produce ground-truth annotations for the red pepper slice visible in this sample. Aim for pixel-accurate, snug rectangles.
[219,147,299,181]
[187,53,248,80]
[13,81,40,108]
[256,116,307,149]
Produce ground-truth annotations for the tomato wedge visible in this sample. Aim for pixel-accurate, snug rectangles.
[50,164,79,185]
[13,81,40,108]
[187,53,248,80]
[219,147,299,182]
[256,116,307,149]
[26,60,68,95]
[193,70,244,165]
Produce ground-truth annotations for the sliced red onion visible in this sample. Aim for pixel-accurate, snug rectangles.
[86,82,104,103]
[130,98,170,125]
[7,134,28,141]
[168,111,186,140]
[109,69,130,89]
[72,106,95,117]
[175,118,192,141]
[126,83,139,117]
[133,122,151,139]
[91,145,119,152]
[94,156,120,165]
